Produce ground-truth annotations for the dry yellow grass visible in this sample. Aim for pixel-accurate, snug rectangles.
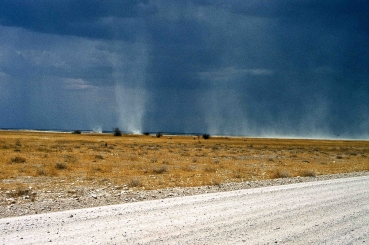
[0,131,368,192]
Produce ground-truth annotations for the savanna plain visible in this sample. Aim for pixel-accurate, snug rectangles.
[1,130,369,216]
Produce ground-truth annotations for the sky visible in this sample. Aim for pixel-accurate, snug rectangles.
[0,0,368,139]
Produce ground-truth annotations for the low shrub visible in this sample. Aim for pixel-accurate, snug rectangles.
[233,169,242,178]
[300,169,316,177]
[152,166,168,174]
[156,132,163,138]
[204,166,216,172]
[36,168,47,176]
[212,179,222,187]
[72,130,81,134]
[128,178,142,188]
[113,127,122,136]
[55,162,67,170]
[6,185,34,199]
[95,155,104,160]
[10,156,26,164]
[273,169,291,178]
[202,134,210,139]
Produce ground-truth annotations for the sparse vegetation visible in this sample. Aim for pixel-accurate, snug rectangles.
[204,166,216,173]
[128,178,142,188]
[212,179,222,187]
[213,159,220,164]
[95,155,104,160]
[152,166,168,174]
[233,169,242,179]
[0,130,368,193]
[72,130,82,134]
[300,169,317,177]
[156,132,163,138]
[6,186,30,198]
[36,168,47,176]
[10,156,26,164]
[55,162,67,170]
[273,169,291,178]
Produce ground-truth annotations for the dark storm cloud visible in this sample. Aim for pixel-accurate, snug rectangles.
[0,0,156,40]
[146,18,215,90]
[142,0,369,137]
[229,0,369,24]
[0,0,368,138]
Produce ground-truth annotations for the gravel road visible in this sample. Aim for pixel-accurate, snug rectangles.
[1,175,368,244]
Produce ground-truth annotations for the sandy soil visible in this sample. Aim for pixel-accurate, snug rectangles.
[1,175,368,244]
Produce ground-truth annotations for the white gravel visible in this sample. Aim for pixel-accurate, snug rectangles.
[1,175,369,244]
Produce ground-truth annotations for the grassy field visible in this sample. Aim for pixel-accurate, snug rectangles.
[1,131,368,192]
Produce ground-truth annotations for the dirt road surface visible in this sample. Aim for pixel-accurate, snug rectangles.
[1,176,368,244]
